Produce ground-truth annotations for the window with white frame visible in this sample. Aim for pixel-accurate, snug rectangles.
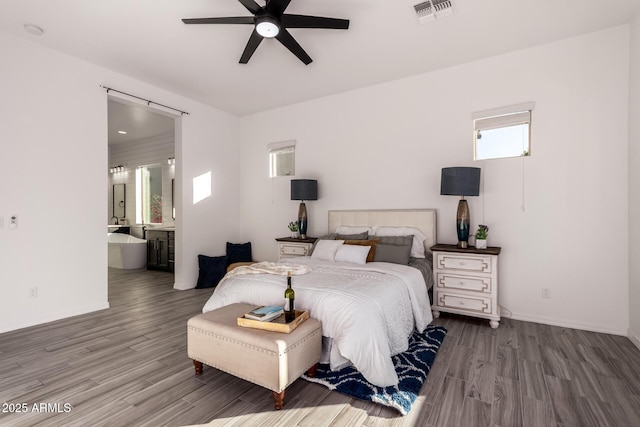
[268,140,296,177]
[473,102,534,160]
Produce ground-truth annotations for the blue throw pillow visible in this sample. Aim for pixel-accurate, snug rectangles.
[196,254,228,289]
[226,242,252,266]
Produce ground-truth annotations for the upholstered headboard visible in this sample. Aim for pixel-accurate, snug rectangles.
[328,209,437,252]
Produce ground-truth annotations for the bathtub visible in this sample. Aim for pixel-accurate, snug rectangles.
[108,233,147,269]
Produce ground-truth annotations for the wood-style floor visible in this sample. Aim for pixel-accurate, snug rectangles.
[1,268,640,426]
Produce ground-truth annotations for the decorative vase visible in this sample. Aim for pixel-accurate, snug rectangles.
[475,239,487,249]
[456,199,470,248]
[291,231,300,239]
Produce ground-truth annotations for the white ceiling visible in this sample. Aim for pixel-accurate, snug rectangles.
[108,100,175,145]
[1,0,639,118]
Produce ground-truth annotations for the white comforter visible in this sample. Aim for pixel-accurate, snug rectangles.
[202,257,433,387]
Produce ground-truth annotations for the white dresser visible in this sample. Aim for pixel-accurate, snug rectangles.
[431,244,501,329]
[275,237,317,261]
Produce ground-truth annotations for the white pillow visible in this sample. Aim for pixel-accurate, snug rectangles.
[334,245,371,265]
[335,225,372,235]
[372,226,428,258]
[311,240,345,261]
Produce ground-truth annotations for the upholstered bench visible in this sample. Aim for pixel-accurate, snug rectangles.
[187,303,322,409]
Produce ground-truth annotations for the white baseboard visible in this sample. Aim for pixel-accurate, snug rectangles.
[0,302,110,334]
[508,311,627,336]
[628,328,640,350]
[173,281,195,290]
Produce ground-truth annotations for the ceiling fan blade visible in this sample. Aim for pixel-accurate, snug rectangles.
[238,0,261,14]
[281,14,349,30]
[276,29,312,65]
[240,30,264,64]
[266,0,293,16]
[182,17,255,25]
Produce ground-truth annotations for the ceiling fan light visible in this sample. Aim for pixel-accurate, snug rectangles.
[256,16,280,38]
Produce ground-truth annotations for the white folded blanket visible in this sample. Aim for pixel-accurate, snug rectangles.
[223,261,311,283]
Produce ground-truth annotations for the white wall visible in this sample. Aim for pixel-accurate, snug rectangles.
[629,11,640,348]
[0,32,240,332]
[238,26,630,335]
[174,96,241,290]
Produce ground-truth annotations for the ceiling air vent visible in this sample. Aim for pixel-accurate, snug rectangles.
[413,0,454,24]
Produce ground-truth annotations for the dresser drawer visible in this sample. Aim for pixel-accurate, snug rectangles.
[279,243,310,257]
[436,273,492,294]
[436,292,492,314]
[435,253,492,273]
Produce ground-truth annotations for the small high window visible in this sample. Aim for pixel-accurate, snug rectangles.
[473,102,534,160]
[268,140,296,177]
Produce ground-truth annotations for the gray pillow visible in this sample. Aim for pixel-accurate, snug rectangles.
[336,231,368,240]
[373,244,411,265]
[369,235,413,246]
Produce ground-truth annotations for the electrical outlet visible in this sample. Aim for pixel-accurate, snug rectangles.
[542,288,551,299]
[29,287,38,298]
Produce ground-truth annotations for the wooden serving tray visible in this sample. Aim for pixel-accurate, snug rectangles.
[237,310,309,333]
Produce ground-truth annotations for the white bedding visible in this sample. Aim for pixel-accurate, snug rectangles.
[202,257,433,387]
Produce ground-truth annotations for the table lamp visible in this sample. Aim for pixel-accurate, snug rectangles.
[440,167,481,248]
[291,179,318,239]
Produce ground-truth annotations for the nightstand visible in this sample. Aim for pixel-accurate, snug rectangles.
[431,244,501,329]
[276,237,317,261]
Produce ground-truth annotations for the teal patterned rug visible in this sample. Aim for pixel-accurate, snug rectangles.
[302,325,447,415]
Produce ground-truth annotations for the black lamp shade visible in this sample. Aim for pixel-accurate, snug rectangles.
[291,179,318,201]
[440,167,481,197]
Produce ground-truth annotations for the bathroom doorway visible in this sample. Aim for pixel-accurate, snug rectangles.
[107,97,178,292]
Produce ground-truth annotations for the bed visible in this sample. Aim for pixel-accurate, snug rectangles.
[202,209,436,387]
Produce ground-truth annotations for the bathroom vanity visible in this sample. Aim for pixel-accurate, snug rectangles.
[146,228,175,273]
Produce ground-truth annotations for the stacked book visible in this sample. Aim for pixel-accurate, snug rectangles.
[243,305,284,322]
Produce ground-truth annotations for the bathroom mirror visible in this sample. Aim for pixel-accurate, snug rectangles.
[113,184,126,219]
[136,164,163,224]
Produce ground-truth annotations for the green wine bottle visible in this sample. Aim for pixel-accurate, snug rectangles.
[284,272,295,322]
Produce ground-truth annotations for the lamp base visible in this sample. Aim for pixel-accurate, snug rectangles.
[298,202,308,240]
[456,198,470,249]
